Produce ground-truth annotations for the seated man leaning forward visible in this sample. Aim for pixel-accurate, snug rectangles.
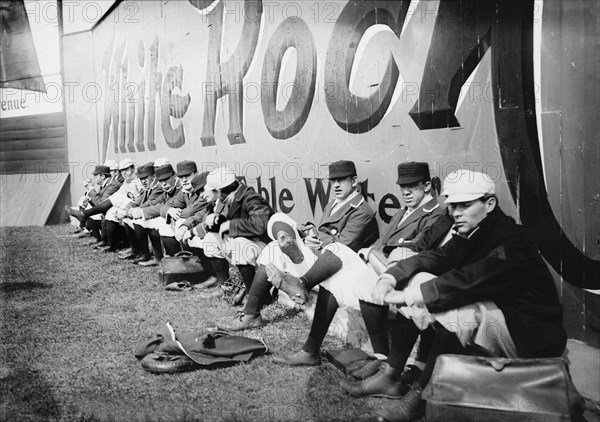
[198,167,274,297]
[341,169,567,422]
[219,160,379,331]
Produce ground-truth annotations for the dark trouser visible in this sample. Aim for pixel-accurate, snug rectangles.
[303,287,339,354]
[134,224,152,261]
[359,300,434,361]
[83,199,113,219]
[147,228,163,260]
[185,245,216,280]
[86,218,102,241]
[101,217,108,243]
[105,220,126,251]
[387,318,470,388]
[124,224,139,255]
[160,235,181,257]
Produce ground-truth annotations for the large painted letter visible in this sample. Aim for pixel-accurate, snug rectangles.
[261,17,316,140]
[190,0,262,146]
[324,1,409,134]
[161,65,191,149]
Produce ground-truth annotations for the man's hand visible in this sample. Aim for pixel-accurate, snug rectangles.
[82,197,90,207]
[304,232,323,250]
[383,290,407,306]
[371,274,397,305]
[204,213,219,228]
[167,207,182,220]
[129,208,143,219]
[181,229,192,243]
[115,208,127,220]
[175,226,187,241]
[218,220,230,238]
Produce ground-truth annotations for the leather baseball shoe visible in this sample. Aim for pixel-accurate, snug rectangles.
[272,350,321,367]
[376,385,424,422]
[340,362,403,399]
[198,285,223,299]
[138,258,159,267]
[195,276,218,291]
[350,358,385,380]
[218,314,265,331]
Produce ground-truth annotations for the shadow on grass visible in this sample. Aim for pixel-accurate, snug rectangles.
[0,281,52,293]
[0,368,61,421]
[264,305,303,325]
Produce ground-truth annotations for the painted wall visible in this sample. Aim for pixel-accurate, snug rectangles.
[62,0,599,344]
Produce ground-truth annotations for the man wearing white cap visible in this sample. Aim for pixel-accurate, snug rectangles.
[342,169,567,422]
[197,166,274,299]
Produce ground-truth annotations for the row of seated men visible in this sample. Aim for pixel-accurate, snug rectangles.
[66,158,567,422]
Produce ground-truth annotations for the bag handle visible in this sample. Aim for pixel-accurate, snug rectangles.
[174,251,193,259]
[488,358,512,371]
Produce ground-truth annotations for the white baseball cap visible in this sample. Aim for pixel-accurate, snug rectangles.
[104,159,119,171]
[205,167,237,190]
[154,157,170,167]
[118,158,135,170]
[441,170,496,204]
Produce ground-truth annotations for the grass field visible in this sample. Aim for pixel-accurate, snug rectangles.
[0,225,394,422]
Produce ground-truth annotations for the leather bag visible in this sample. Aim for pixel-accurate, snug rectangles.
[158,251,204,286]
[422,354,585,422]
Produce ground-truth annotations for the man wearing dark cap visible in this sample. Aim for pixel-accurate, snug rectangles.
[127,163,184,264]
[303,160,379,252]
[346,161,452,382]
[118,163,164,261]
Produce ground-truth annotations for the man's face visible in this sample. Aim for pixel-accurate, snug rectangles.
[330,175,357,201]
[160,174,176,192]
[92,173,102,184]
[121,166,136,181]
[110,169,119,178]
[277,230,304,264]
[447,197,495,235]
[179,172,197,190]
[398,180,430,210]
[140,175,153,189]
[200,188,216,202]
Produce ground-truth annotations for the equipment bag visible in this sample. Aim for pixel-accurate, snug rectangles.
[158,251,204,286]
[422,354,585,422]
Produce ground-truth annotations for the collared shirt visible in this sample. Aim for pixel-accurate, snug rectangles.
[398,193,434,227]
[330,190,360,215]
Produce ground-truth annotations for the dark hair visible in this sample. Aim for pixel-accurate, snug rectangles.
[219,180,239,195]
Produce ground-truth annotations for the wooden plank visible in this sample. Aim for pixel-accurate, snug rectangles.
[0,127,65,141]
[0,112,64,131]
[0,148,67,162]
[0,159,70,174]
[0,173,69,226]
[0,137,65,151]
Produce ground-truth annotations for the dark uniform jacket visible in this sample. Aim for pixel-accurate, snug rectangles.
[88,175,121,206]
[141,181,183,220]
[386,207,567,358]
[160,184,209,230]
[317,193,378,252]
[225,184,274,244]
[131,182,164,209]
[375,197,446,254]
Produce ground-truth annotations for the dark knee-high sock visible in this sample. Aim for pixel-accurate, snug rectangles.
[415,327,434,364]
[83,200,112,218]
[124,225,138,255]
[161,236,181,256]
[302,288,339,354]
[209,258,229,284]
[243,265,271,315]
[237,264,256,292]
[192,248,215,277]
[386,315,422,372]
[86,219,101,241]
[134,224,150,260]
[147,229,163,260]
[359,299,390,356]
[416,324,467,389]
[105,221,120,250]
[300,250,342,290]
[101,217,108,243]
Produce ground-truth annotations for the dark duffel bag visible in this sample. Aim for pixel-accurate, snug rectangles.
[158,251,204,286]
[422,354,585,422]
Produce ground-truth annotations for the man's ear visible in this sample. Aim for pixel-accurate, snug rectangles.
[423,181,432,193]
[351,176,358,187]
[486,196,497,212]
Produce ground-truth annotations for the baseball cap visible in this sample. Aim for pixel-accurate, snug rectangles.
[104,159,119,171]
[205,167,237,190]
[118,158,135,170]
[442,170,496,204]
